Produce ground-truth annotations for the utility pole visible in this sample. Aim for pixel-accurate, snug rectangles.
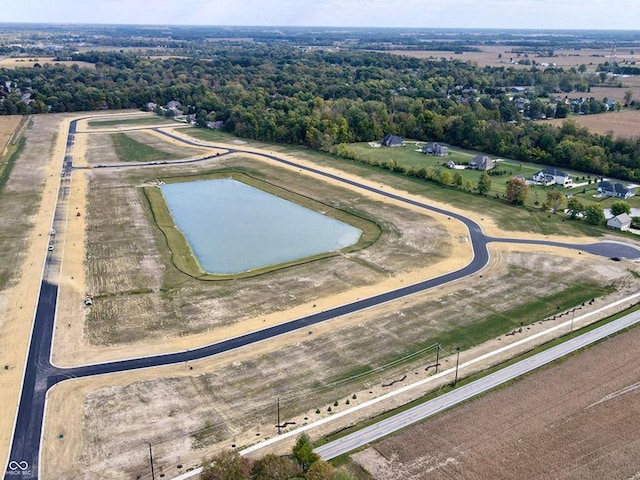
[277,397,281,435]
[148,443,156,480]
[454,347,460,385]
[435,343,440,374]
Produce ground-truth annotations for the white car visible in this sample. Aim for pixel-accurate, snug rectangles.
[48,244,54,251]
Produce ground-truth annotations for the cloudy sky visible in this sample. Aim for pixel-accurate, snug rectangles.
[2,0,639,29]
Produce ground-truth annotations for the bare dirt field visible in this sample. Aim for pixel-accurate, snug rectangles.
[0,115,23,156]
[547,109,640,137]
[353,324,640,480]
[42,248,640,480]
[20,113,640,479]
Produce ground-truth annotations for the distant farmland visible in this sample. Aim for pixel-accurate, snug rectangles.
[548,109,640,138]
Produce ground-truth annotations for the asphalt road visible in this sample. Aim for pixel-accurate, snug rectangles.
[4,121,640,479]
[314,308,640,460]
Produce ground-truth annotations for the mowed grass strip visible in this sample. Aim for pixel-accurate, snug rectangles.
[111,132,183,163]
[88,116,175,128]
[144,170,382,280]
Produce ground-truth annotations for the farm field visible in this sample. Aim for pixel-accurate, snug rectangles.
[548,109,640,137]
[0,115,23,156]
[0,56,96,69]
[353,323,640,480]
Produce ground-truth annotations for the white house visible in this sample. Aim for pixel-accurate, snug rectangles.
[607,213,632,231]
[533,168,572,187]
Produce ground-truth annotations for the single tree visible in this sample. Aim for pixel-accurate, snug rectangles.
[453,171,463,187]
[251,453,302,480]
[477,172,492,196]
[505,177,528,205]
[291,433,320,473]
[623,90,633,107]
[305,460,338,480]
[584,204,605,225]
[439,170,453,186]
[610,200,631,216]
[546,190,564,213]
[567,197,584,219]
[201,450,252,480]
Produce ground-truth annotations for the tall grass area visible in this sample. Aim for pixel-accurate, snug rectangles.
[0,136,26,194]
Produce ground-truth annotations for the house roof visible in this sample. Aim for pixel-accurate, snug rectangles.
[608,213,632,226]
[542,167,569,178]
[381,134,403,146]
[599,181,632,194]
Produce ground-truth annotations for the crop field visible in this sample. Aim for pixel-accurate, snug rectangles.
[353,324,640,480]
[0,115,23,156]
[0,56,96,70]
[548,109,640,137]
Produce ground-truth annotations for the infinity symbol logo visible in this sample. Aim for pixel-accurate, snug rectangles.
[8,461,29,471]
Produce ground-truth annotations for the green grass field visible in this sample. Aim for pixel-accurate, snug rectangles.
[111,132,184,163]
[88,116,175,128]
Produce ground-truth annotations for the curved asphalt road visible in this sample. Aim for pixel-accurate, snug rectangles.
[5,121,640,479]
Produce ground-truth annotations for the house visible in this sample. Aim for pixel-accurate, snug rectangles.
[469,155,494,171]
[533,168,572,187]
[598,181,635,199]
[422,142,449,156]
[446,160,456,169]
[207,120,224,129]
[380,134,404,147]
[607,213,632,231]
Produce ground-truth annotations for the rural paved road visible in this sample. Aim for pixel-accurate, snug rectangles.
[314,308,640,460]
[4,120,640,479]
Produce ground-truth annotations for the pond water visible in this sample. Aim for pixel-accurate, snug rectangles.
[160,178,362,274]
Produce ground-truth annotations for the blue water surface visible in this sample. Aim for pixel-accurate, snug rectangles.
[160,178,362,274]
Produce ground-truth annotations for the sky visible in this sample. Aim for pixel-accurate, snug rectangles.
[1,0,639,30]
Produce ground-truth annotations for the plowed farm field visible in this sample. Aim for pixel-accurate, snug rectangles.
[353,324,640,480]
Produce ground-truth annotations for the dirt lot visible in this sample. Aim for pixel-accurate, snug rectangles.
[0,115,23,156]
[353,324,640,480]
[547,109,640,137]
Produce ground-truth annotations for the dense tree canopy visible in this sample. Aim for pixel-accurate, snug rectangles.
[2,44,640,180]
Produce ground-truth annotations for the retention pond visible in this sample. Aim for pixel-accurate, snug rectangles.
[161,178,362,274]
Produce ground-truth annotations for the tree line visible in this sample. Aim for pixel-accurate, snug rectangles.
[1,45,640,180]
